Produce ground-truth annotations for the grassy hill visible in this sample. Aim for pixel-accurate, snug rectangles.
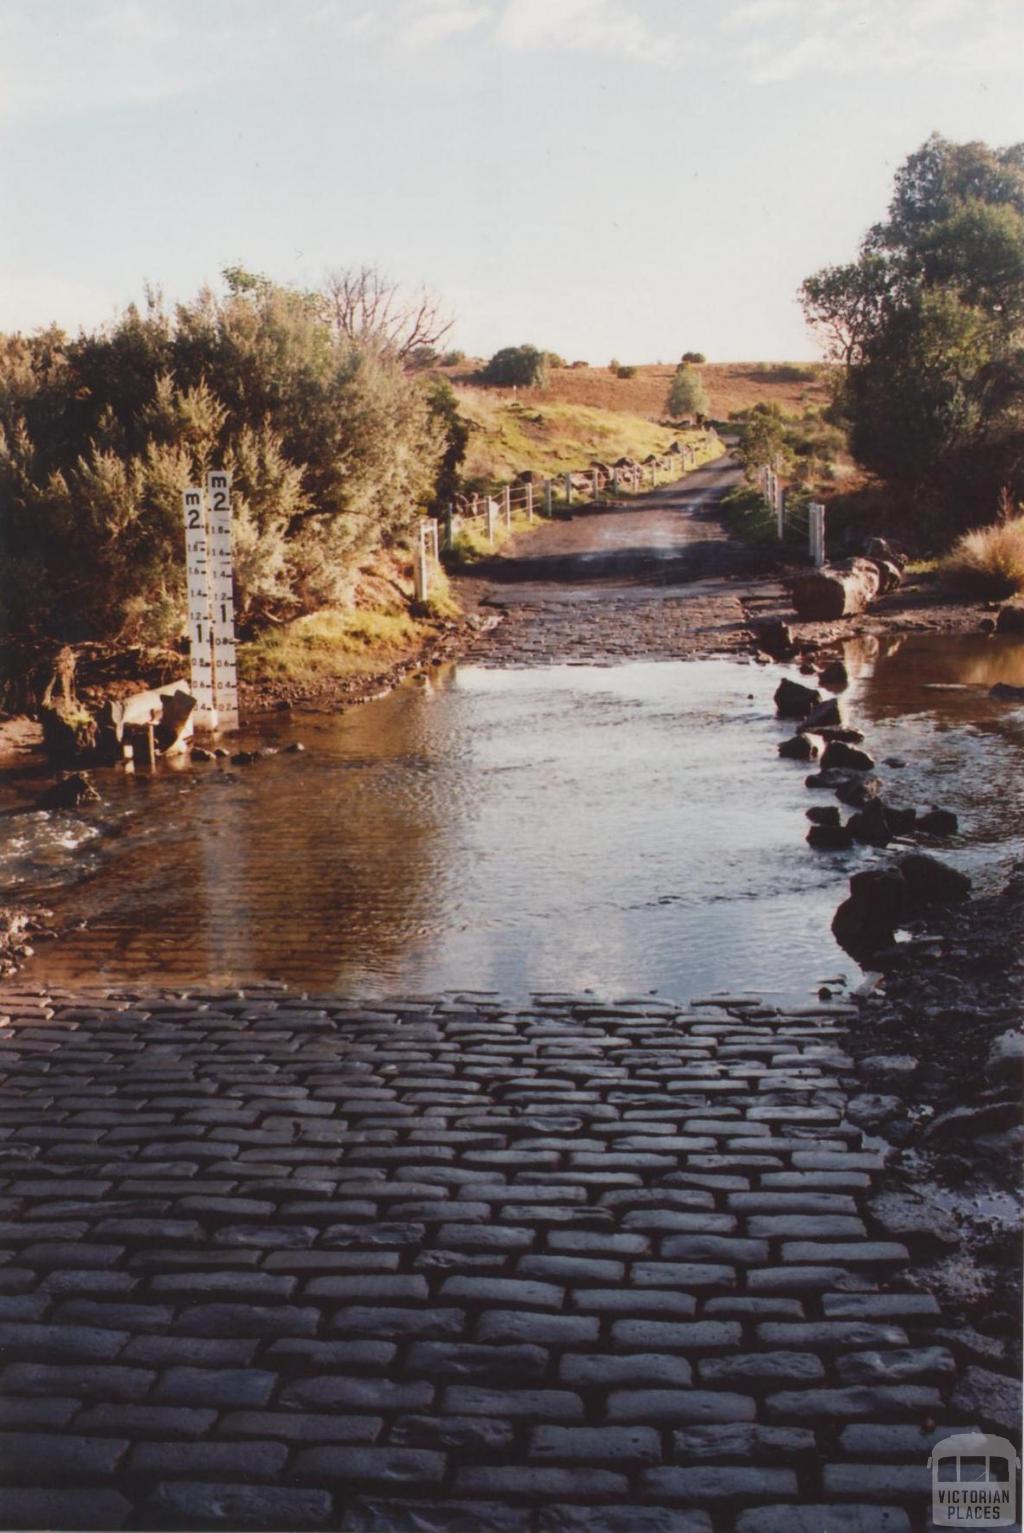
[447,360,832,427]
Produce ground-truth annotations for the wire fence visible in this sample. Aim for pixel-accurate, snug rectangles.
[755,463,827,567]
[412,431,719,598]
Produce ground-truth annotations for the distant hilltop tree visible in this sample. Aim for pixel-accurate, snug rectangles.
[681,350,706,364]
[480,345,549,389]
[666,363,710,419]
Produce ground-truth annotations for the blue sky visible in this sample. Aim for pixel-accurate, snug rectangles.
[2,0,1022,361]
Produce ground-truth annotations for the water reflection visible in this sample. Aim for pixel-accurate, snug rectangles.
[8,636,1023,1003]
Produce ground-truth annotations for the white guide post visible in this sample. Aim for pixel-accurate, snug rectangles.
[502,484,511,526]
[182,487,217,730]
[414,520,430,600]
[526,483,534,522]
[544,479,553,515]
[206,470,239,732]
[564,472,573,506]
[486,498,498,544]
[776,480,785,540]
[612,467,619,493]
[809,502,826,567]
[591,468,599,501]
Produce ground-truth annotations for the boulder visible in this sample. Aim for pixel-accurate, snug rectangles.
[951,1367,1023,1436]
[867,1190,960,1250]
[989,682,1024,701]
[807,805,841,827]
[835,774,883,807]
[863,536,908,570]
[37,772,100,810]
[817,658,849,692]
[821,740,875,772]
[815,726,865,745]
[774,678,822,719]
[752,619,796,659]
[790,558,883,621]
[865,557,903,595]
[799,697,842,733]
[859,1054,919,1080]
[916,806,958,836]
[994,601,1024,634]
[807,822,854,850]
[779,733,825,761]
[897,852,971,906]
[846,1093,902,1129]
[832,866,908,958]
[846,799,894,848]
[40,703,98,767]
[986,1030,1024,1082]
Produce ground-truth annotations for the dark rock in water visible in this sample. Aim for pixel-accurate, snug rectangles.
[836,775,883,807]
[818,659,849,692]
[986,1031,1024,1082]
[989,682,1024,701]
[231,750,260,766]
[886,805,917,835]
[753,619,796,659]
[774,677,822,719]
[994,600,1024,634]
[37,772,100,810]
[883,756,907,768]
[191,746,214,762]
[847,799,893,848]
[898,852,970,906]
[806,805,841,827]
[275,699,293,710]
[979,617,997,634]
[799,696,842,732]
[799,661,816,675]
[814,726,865,745]
[779,733,825,761]
[821,740,875,772]
[832,866,908,958]
[285,742,306,753]
[40,703,98,767]
[917,806,958,835]
[213,747,230,759]
[807,822,854,850]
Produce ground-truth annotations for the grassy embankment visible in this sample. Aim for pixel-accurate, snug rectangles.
[241,367,825,694]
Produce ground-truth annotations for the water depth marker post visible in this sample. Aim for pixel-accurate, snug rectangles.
[182,486,218,730]
[181,473,240,734]
[207,469,240,732]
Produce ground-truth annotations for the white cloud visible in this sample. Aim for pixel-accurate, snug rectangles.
[723,0,1024,82]
[399,0,493,50]
[496,0,678,63]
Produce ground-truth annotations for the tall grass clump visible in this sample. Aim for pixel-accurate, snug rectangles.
[945,515,1024,597]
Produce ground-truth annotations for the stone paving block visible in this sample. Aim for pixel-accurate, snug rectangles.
[0,1489,133,1530]
[538,1508,711,1533]
[531,1424,663,1467]
[0,1430,130,1478]
[780,1241,909,1266]
[293,1446,446,1487]
[735,1508,911,1532]
[75,1404,217,1438]
[345,1498,530,1531]
[0,1321,130,1362]
[765,1384,943,1420]
[836,1346,957,1383]
[280,1376,434,1413]
[641,1466,800,1500]
[672,1423,816,1460]
[476,1311,600,1346]
[757,1322,909,1350]
[822,1293,941,1320]
[455,1466,631,1498]
[608,1389,756,1424]
[559,1353,693,1388]
[390,1415,516,1451]
[442,1387,584,1419]
[153,1366,278,1408]
[698,1350,826,1386]
[176,1302,320,1337]
[330,1306,467,1338]
[129,1439,290,1476]
[1,1362,155,1400]
[145,1481,332,1529]
[122,1334,260,1367]
[610,1320,741,1351]
[406,1341,549,1381]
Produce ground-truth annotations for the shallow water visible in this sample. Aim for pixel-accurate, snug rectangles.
[4,634,1023,1002]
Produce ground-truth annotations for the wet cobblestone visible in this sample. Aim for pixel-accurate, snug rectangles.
[0,985,1017,1529]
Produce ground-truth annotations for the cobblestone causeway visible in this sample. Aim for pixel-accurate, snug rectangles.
[0,984,1009,1531]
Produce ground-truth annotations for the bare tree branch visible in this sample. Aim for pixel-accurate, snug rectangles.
[322,266,454,365]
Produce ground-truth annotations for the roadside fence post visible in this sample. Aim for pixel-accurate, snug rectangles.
[564,472,573,506]
[526,483,534,522]
[776,483,785,540]
[486,498,497,544]
[592,468,599,501]
[612,466,619,493]
[414,519,430,600]
[544,478,553,516]
[809,502,826,566]
[503,484,511,526]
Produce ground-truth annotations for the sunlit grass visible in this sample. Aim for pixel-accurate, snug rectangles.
[944,516,1024,598]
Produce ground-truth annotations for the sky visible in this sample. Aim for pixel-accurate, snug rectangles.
[1,0,1022,362]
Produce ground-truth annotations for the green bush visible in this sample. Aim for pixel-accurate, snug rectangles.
[479,345,549,389]
[616,364,637,379]
[681,351,706,364]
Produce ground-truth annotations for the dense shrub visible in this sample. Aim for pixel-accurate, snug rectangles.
[615,364,637,379]
[479,345,549,389]
[681,351,706,364]
[0,276,455,645]
[944,515,1024,596]
[666,364,709,419]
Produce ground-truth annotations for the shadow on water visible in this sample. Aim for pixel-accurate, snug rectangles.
[5,634,1023,1002]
